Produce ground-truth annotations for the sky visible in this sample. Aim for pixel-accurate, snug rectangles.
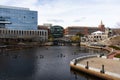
[0,0,120,28]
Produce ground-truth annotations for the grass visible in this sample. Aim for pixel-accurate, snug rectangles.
[114,54,120,58]
[109,45,120,50]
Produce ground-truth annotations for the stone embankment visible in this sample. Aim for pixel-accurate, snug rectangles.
[70,55,120,80]
[0,42,42,51]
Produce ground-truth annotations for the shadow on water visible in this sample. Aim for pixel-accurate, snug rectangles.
[70,68,105,80]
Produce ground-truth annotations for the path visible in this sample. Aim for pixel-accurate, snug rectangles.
[78,57,120,74]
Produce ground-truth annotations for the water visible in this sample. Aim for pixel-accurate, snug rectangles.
[0,46,108,80]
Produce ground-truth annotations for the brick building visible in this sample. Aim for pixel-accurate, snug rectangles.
[64,21,105,37]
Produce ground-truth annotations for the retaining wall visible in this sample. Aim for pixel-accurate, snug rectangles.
[70,55,120,80]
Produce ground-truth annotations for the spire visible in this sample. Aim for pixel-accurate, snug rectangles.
[101,20,103,25]
[98,20,105,32]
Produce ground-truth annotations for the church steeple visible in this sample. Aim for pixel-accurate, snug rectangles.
[100,20,103,25]
[98,20,105,32]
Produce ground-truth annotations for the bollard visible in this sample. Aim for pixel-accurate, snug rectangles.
[100,65,105,74]
[74,59,77,65]
[100,53,104,57]
[85,61,89,69]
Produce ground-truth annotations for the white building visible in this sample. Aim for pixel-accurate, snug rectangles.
[0,29,48,42]
[81,30,110,42]
[91,31,104,35]
[88,31,108,42]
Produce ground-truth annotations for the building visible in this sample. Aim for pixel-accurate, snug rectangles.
[0,29,48,42]
[86,31,108,42]
[0,5,37,30]
[38,25,49,30]
[43,23,52,29]
[0,5,48,42]
[98,21,105,32]
[64,26,99,37]
[81,28,112,42]
[38,25,49,35]
[64,21,105,37]
[50,25,64,38]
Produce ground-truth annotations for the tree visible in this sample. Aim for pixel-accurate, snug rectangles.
[70,35,80,42]
[76,32,84,37]
[48,34,54,42]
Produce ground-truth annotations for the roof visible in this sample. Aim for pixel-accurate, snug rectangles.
[91,31,104,35]
[93,31,104,33]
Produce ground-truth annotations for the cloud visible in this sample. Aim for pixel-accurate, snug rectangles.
[73,20,81,22]
[0,0,120,28]
[47,19,64,23]
[0,0,38,10]
[73,17,86,22]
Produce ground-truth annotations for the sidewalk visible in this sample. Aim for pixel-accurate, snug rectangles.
[78,57,120,74]
[104,47,120,59]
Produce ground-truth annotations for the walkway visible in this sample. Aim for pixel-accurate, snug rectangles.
[78,57,120,74]
[106,48,120,59]
[107,51,120,59]
[103,47,120,59]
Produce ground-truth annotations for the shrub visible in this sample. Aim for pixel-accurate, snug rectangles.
[114,54,120,58]
[109,45,120,50]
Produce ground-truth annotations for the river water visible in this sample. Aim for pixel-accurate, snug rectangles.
[0,46,108,80]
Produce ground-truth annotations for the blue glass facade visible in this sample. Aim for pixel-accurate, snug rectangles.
[0,5,37,30]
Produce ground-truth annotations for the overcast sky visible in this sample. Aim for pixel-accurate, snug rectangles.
[0,0,120,28]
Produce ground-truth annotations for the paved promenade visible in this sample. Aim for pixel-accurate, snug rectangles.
[81,42,120,59]
[78,57,120,74]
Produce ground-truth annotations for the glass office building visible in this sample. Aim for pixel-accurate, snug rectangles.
[50,25,64,38]
[0,5,37,30]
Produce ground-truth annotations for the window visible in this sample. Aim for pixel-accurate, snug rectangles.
[32,17,34,19]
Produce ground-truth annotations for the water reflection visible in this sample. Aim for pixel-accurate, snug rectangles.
[70,68,105,80]
[0,46,108,80]
[0,49,36,80]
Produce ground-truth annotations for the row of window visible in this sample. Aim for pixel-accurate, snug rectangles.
[0,29,48,37]
[88,35,107,39]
